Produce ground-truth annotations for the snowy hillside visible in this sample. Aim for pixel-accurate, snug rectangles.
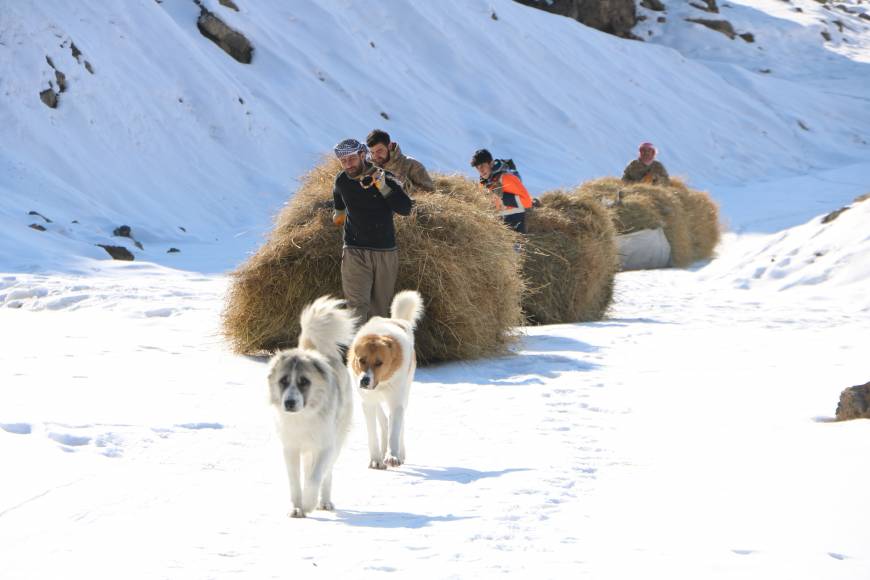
[2,0,869,271]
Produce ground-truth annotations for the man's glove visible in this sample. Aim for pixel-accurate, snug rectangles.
[363,169,392,197]
[333,209,346,226]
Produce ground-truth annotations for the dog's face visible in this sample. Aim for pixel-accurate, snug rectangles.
[267,350,329,413]
[350,335,403,390]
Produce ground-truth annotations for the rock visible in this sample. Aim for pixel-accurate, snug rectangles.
[689,0,719,13]
[739,32,755,43]
[97,244,135,261]
[640,0,666,11]
[836,381,870,421]
[55,70,67,92]
[167,247,181,253]
[686,18,737,38]
[29,223,47,232]
[219,0,239,10]
[197,8,254,64]
[113,225,132,238]
[513,0,637,38]
[40,88,59,109]
[28,210,52,223]
[821,206,850,224]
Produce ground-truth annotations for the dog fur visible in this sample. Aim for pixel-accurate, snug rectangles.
[267,296,356,517]
[349,290,424,469]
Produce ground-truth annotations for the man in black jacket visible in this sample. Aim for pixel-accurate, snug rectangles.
[332,138,414,321]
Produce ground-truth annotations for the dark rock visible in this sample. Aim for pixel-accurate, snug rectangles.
[380,111,390,120]
[513,0,637,38]
[197,8,254,64]
[55,70,67,92]
[821,30,832,41]
[179,226,187,232]
[690,0,719,13]
[658,16,667,23]
[113,225,132,238]
[97,244,134,261]
[821,206,849,224]
[40,88,59,109]
[491,10,499,20]
[219,0,239,10]
[686,18,737,38]
[739,32,755,42]
[759,68,772,73]
[28,210,52,223]
[798,120,810,131]
[860,13,870,22]
[29,223,47,232]
[84,61,94,74]
[167,247,181,253]
[836,381,870,421]
[45,56,55,69]
[640,0,666,11]
[70,42,81,62]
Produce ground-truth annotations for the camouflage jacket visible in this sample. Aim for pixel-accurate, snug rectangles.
[379,143,435,193]
[622,159,670,186]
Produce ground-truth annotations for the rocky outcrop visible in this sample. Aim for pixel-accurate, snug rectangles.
[97,245,135,261]
[513,0,637,38]
[197,8,253,63]
[836,381,870,421]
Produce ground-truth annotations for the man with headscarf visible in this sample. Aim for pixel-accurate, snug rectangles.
[622,142,670,186]
[332,138,414,321]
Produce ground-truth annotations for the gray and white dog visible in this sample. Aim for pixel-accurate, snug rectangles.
[267,296,356,518]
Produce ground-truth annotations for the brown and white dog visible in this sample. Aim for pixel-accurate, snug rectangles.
[349,290,424,469]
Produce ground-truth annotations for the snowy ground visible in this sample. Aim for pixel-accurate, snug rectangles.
[2,202,868,578]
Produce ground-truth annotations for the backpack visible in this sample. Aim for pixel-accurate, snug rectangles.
[494,158,522,181]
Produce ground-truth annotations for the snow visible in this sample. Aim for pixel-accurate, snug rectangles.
[1,0,869,578]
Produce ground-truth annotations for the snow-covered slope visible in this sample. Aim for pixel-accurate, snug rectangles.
[2,0,869,272]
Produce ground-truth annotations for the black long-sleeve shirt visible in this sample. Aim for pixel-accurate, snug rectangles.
[333,168,413,250]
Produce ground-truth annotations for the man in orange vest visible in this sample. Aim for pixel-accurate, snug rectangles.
[622,142,670,186]
[471,149,533,234]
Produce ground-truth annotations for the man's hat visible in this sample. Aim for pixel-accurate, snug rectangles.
[334,138,366,158]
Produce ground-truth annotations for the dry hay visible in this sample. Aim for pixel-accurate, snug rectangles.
[577,177,698,267]
[668,177,721,262]
[523,191,618,325]
[222,159,524,365]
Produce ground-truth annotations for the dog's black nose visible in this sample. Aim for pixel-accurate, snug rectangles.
[360,376,371,388]
[284,399,299,412]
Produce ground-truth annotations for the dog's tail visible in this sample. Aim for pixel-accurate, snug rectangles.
[390,290,424,329]
[298,295,356,360]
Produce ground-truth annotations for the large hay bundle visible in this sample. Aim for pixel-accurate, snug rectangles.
[668,178,721,263]
[577,177,695,267]
[523,191,618,325]
[222,159,524,365]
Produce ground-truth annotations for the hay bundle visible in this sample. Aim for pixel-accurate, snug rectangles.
[222,159,523,365]
[669,178,721,262]
[523,191,618,325]
[576,177,694,267]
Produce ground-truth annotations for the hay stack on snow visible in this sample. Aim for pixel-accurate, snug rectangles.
[222,159,523,365]
[523,191,618,325]
[577,177,718,269]
[668,178,721,263]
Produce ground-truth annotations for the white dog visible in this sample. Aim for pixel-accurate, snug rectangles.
[349,290,424,469]
[267,296,356,517]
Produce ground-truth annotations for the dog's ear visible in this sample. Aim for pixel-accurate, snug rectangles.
[311,359,327,377]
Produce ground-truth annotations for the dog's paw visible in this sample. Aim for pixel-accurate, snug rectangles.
[318,500,335,511]
[384,455,403,468]
[368,459,387,470]
[289,507,306,519]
